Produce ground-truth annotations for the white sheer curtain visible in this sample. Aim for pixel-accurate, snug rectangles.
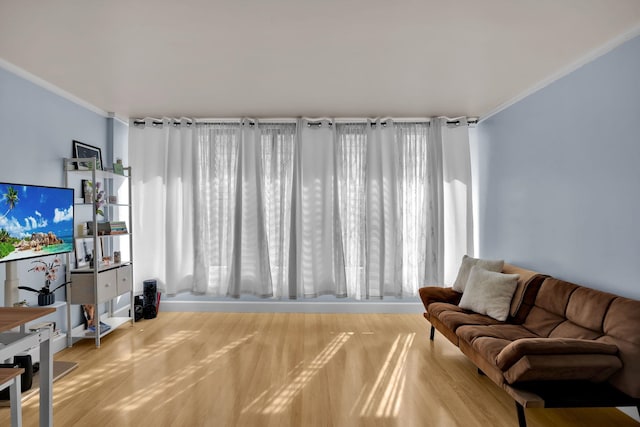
[227,122,273,297]
[193,123,240,295]
[335,121,441,299]
[336,123,368,298]
[261,123,296,298]
[290,119,347,298]
[396,122,440,291]
[129,118,194,295]
[192,121,297,297]
[130,117,473,297]
[441,118,474,285]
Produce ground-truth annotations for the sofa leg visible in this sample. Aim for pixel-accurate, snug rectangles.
[429,325,435,341]
[515,402,527,427]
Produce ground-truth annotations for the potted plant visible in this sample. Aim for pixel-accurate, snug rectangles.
[18,257,66,306]
[83,180,105,216]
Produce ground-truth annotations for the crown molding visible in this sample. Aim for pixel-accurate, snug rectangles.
[480,24,640,123]
[0,57,110,118]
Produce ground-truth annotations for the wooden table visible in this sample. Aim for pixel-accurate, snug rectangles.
[0,307,56,427]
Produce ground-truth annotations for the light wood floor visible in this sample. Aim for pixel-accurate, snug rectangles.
[1,312,638,426]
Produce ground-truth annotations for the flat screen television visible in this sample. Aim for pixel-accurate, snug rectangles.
[0,182,74,263]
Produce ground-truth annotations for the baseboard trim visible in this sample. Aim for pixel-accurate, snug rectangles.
[160,300,424,314]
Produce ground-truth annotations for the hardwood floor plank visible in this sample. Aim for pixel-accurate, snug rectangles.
[0,312,637,426]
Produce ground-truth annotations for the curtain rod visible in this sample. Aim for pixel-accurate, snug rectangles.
[132,117,478,127]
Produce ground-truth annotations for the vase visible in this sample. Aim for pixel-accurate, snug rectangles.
[38,293,55,306]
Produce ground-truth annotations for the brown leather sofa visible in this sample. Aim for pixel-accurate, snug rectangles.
[419,263,640,426]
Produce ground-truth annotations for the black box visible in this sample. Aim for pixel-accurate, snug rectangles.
[143,280,158,319]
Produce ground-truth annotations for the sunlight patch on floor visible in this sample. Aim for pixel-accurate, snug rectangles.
[52,330,199,407]
[242,332,353,414]
[105,332,258,411]
[356,333,415,418]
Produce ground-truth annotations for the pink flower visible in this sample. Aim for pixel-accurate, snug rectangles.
[29,259,61,289]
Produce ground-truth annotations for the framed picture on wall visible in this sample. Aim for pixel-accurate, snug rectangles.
[73,140,103,170]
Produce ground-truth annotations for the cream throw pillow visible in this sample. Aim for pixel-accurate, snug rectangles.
[452,255,504,293]
[458,266,520,321]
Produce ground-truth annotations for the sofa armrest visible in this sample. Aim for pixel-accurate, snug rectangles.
[496,338,619,371]
[504,354,623,384]
[418,286,462,312]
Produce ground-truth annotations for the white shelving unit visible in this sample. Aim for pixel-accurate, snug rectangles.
[64,157,134,347]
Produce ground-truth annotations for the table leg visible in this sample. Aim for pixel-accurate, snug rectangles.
[39,331,52,427]
[10,374,22,427]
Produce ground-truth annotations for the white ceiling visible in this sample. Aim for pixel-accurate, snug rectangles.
[1,0,640,120]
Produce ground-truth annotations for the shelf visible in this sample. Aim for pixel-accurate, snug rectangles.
[75,232,132,240]
[70,261,132,274]
[22,303,67,350]
[35,301,67,309]
[71,316,132,340]
[73,202,131,208]
[100,316,132,332]
[65,168,129,180]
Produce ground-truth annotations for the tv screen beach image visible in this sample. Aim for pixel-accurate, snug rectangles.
[0,182,74,262]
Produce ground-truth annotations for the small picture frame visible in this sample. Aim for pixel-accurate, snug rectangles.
[75,238,94,268]
[112,162,124,175]
[73,140,103,170]
[81,179,92,203]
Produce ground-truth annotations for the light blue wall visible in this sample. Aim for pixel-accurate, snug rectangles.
[0,67,107,187]
[111,116,129,165]
[476,35,640,299]
[0,66,108,328]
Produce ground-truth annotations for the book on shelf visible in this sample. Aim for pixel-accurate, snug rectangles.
[86,221,128,235]
[29,321,56,332]
[86,321,111,336]
[109,221,128,234]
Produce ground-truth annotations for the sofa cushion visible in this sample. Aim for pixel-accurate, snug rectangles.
[534,278,579,316]
[428,302,465,318]
[458,324,539,345]
[565,287,616,332]
[495,338,619,371]
[427,302,503,346]
[522,278,579,337]
[452,255,504,293]
[548,321,603,340]
[437,309,502,333]
[459,266,519,321]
